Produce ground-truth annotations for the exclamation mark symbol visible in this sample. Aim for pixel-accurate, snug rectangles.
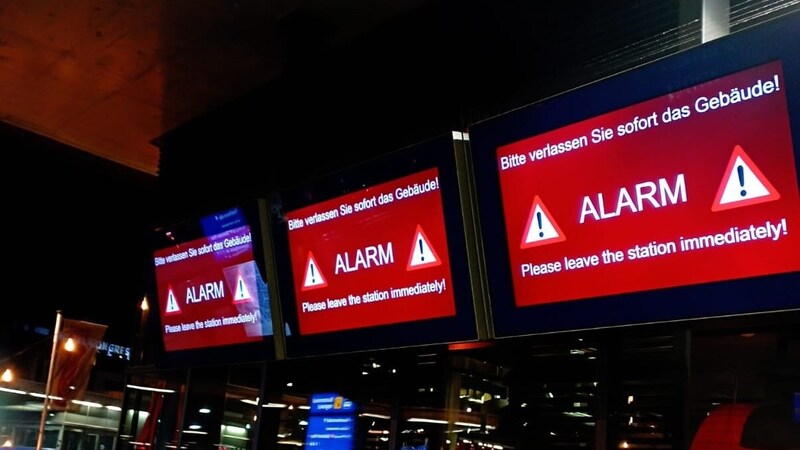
[737,164,746,197]
[418,238,425,262]
[303,252,327,289]
[238,278,245,293]
[537,211,544,238]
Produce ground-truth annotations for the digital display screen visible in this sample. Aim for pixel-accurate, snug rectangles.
[495,60,800,307]
[285,167,455,335]
[151,205,274,355]
[309,393,357,414]
[469,14,800,338]
[269,133,481,357]
[305,393,356,450]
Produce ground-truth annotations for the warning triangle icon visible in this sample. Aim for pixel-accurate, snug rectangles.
[301,251,328,291]
[407,224,442,271]
[712,145,780,212]
[233,275,252,302]
[521,195,566,249]
[165,287,181,315]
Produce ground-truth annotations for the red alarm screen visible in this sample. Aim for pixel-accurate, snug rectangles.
[154,222,271,351]
[285,167,457,335]
[496,60,800,306]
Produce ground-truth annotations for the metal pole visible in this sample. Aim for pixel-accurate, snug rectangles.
[36,310,63,450]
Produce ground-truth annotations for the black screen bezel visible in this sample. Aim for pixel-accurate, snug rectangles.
[146,200,278,369]
[268,133,481,358]
[468,13,800,339]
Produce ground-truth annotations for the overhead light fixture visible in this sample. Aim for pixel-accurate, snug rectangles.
[455,422,495,430]
[407,418,448,425]
[359,413,391,420]
[72,400,103,408]
[126,384,176,394]
[0,386,26,395]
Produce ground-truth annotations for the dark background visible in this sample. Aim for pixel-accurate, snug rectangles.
[2,121,157,345]
[4,1,796,350]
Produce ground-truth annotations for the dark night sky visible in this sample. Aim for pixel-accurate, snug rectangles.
[4,122,158,345]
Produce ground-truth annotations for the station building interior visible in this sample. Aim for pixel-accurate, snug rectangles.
[1,2,799,450]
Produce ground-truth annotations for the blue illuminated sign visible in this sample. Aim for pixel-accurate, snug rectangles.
[305,393,356,450]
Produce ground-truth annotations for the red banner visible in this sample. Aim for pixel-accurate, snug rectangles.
[50,318,107,411]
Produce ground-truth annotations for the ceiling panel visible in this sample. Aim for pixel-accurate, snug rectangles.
[0,0,440,175]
